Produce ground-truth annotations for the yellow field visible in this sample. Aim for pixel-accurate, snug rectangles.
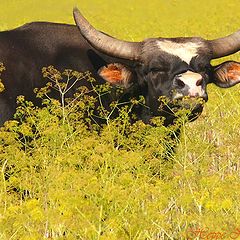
[0,0,240,40]
[0,1,240,239]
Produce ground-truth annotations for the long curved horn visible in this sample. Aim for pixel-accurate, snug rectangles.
[73,7,141,61]
[209,30,240,59]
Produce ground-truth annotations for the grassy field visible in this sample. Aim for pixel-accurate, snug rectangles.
[0,0,240,239]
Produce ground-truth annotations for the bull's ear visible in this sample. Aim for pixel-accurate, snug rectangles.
[98,63,133,88]
[213,61,240,88]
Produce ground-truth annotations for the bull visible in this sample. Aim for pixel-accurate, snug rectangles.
[0,7,239,126]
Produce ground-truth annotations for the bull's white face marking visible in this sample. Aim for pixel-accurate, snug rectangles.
[175,71,205,98]
[157,40,201,64]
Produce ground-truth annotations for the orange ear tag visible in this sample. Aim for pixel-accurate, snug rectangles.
[227,63,240,81]
[98,64,123,85]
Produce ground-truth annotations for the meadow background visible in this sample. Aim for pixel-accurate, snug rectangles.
[0,0,240,239]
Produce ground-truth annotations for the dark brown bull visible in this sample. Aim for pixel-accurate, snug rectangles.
[0,7,239,126]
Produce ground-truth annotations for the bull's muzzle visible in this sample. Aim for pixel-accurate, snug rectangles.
[172,71,208,101]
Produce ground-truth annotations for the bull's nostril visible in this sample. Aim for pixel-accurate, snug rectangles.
[175,79,185,89]
[196,78,203,86]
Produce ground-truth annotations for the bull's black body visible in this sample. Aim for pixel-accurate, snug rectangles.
[0,22,114,124]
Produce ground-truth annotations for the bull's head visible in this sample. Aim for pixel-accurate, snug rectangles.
[73,8,240,122]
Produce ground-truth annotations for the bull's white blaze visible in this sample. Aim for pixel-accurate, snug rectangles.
[157,40,201,64]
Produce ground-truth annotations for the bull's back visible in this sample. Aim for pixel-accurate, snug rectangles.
[0,22,96,98]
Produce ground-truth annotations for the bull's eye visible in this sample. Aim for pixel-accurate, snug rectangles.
[150,68,160,72]
[150,68,165,75]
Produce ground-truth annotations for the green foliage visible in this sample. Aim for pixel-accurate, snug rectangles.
[0,64,240,239]
[0,1,240,239]
[0,67,181,239]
